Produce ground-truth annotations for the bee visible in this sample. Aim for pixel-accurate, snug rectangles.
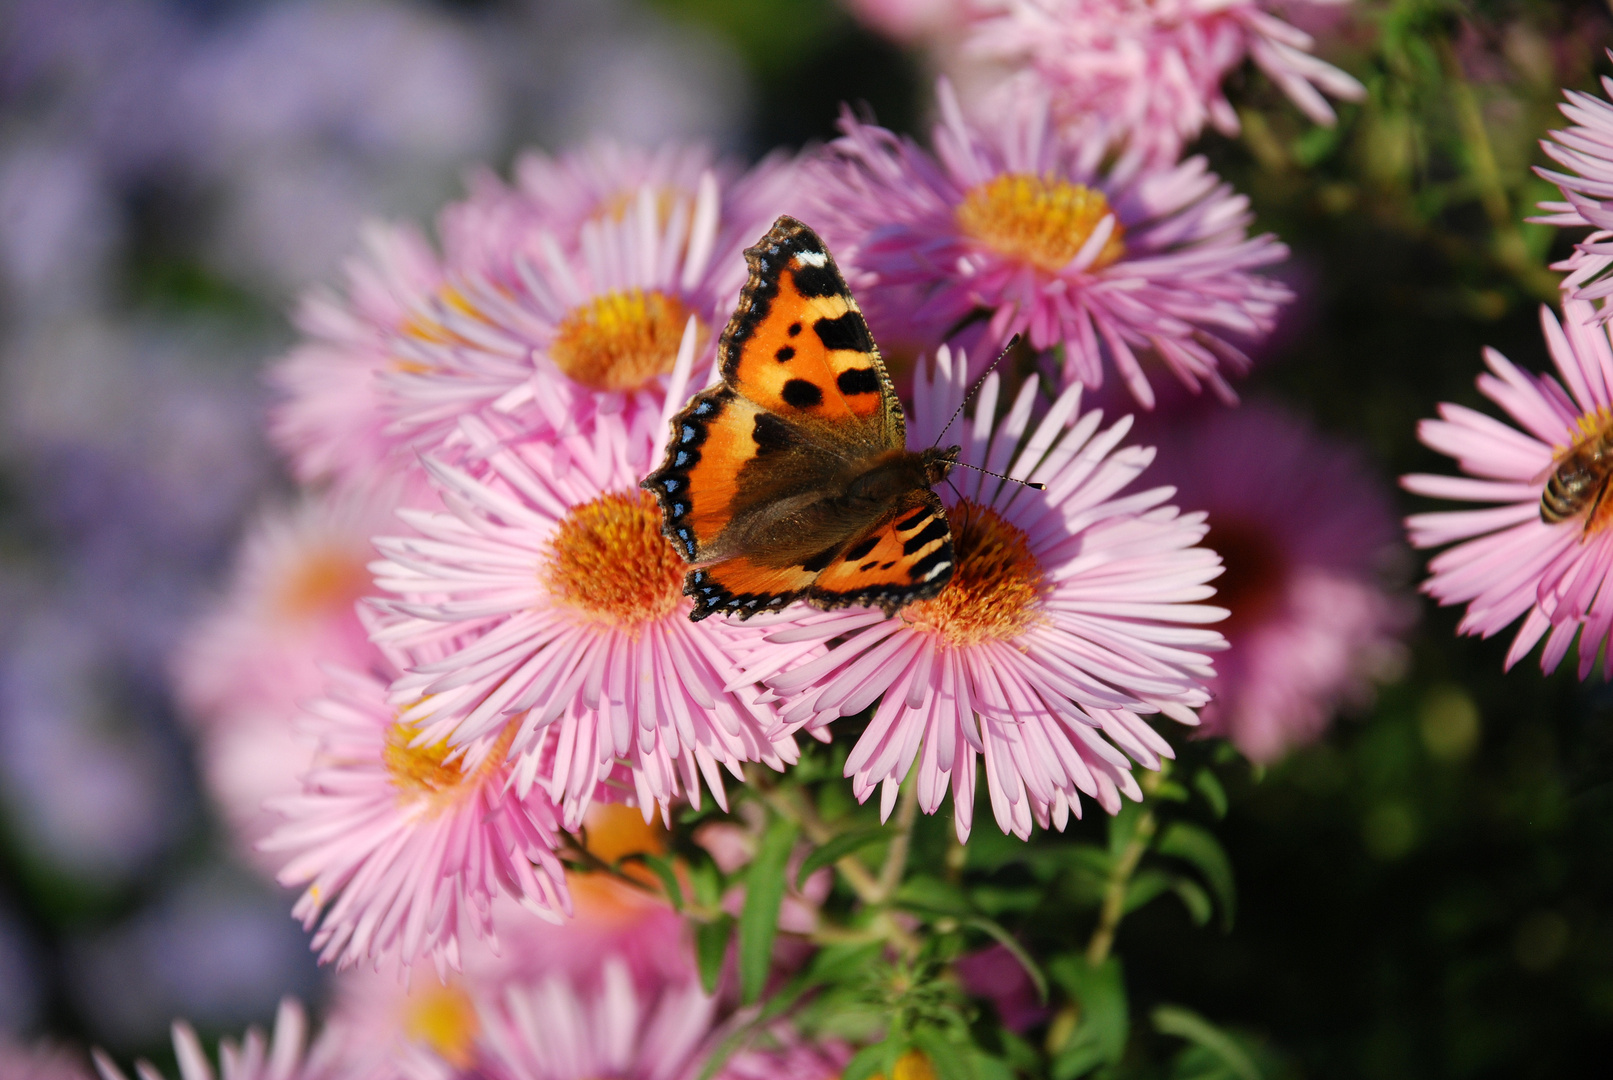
[1541,429,1613,528]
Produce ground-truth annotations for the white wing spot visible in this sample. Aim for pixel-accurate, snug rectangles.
[794,250,828,268]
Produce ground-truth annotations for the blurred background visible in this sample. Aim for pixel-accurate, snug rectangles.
[0,0,1610,1075]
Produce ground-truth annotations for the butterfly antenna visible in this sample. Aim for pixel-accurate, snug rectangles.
[951,459,1044,491]
[932,334,1021,448]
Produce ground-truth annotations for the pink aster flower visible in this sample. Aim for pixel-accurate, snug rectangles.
[475,960,714,1080]
[967,0,1365,164]
[814,81,1291,408]
[261,665,570,976]
[269,145,800,488]
[367,359,796,830]
[1140,402,1413,762]
[0,1043,92,1080]
[1404,299,1613,678]
[715,1036,850,1080]
[740,348,1226,841]
[269,222,448,486]
[171,486,411,865]
[91,1000,363,1080]
[446,140,801,274]
[1534,57,1613,308]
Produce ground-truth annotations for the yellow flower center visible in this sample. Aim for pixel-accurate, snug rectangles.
[549,289,704,392]
[273,547,371,621]
[858,1050,938,1080]
[383,720,517,806]
[903,502,1046,646]
[402,983,480,1068]
[542,490,686,629]
[956,174,1126,273]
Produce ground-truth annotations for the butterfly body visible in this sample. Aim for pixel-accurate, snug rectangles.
[643,216,959,621]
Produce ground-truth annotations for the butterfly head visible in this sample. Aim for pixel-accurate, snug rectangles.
[923,445,961,488]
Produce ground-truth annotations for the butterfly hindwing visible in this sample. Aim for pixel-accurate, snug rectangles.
[807,491,954,613]
[721,218,902,449]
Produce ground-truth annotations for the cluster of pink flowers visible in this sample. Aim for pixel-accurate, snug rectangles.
[1407,62,1613,680]
[155,3,1420,1073]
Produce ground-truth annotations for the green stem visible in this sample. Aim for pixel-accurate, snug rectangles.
[1085,810,1156,967]
[1437,37,1562,301]
[876,781,919,902]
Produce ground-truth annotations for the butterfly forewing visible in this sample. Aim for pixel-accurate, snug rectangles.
[720,218,903,452]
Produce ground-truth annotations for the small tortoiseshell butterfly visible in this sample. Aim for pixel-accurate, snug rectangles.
[642,216,959,622]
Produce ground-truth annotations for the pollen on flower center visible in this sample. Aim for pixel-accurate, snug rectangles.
[543,489,686,628]
[383,719,516,801]
[549,289,704,392]
[903,502,1046,646]
[403,983,480,1068]
[956,173,1126,273]
[274,548,371,621]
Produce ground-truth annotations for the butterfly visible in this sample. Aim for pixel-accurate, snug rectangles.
[642,216,959,622]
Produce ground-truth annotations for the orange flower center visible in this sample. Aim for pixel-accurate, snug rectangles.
[273,547,371,621]
[549,289,704,392]
[383,720,517,808]
[956,174,1126,273]
[542,490,686,629]
[903,502,1046,646]
[865,1050,938,1080]
[402,983,479,1068]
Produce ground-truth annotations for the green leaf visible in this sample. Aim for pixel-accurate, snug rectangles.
[910,1031,975,1080]
[964,917,1048,1004]
[796,828,886,889]
[625,853,683,910]
[893,874,972,916]
[1048,956,1128,1065]
[1155,822,1236,930]
[840,1045,887,1080]
[968,884,1043,916]
[695,914,733,995]
[1051,1040,1109,1080]
[1193,769,1228,819]
[688,858,723,910]
[738,814,798,1004]
[1168,877,1213,927]
[1122,868,1177,913]
[1153,1006,1261,1080]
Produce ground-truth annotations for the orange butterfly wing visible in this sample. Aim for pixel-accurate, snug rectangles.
[643,216,956,623]
[719,218,900,446]
[805,492,954,612]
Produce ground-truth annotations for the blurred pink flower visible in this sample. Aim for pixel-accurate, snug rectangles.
[475,959,714,1080]
[844,0,967,44]
[1404,300,1613,678]
[172,487,400,728]
[715,1035,850,1080]
[367,384,796,830]
[967,0,1364,163]
[92,1000,361,1080]
[171,485,418,865]
[741,349,1225,841]
[1142,403,1412,762]
[954,943,1049,1032]
[269,144,799,489]
[261,666,570,976]
[1534,58,1613,309]
[814,81,1290,407]
[269,222,447,486]
[0,1043,92,1080]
